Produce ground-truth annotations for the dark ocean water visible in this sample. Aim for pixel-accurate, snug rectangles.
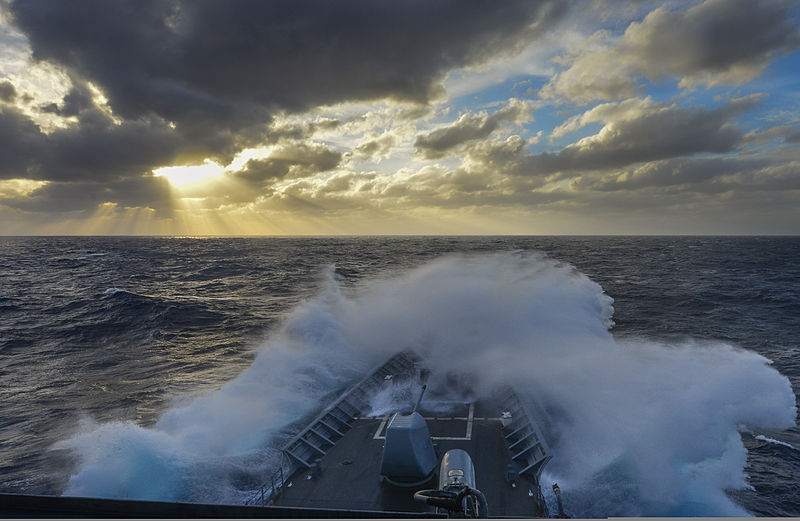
[0,236,797,517]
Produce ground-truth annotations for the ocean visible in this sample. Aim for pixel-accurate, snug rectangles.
[0,236,797,517]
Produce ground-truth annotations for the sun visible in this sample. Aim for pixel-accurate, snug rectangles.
[153,160,225,187]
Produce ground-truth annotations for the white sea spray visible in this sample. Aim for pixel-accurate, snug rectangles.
[60,252,797,515]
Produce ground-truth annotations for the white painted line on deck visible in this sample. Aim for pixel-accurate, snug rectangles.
[373,414,390,440]
[371,403,481,441]
[466,403,474,439]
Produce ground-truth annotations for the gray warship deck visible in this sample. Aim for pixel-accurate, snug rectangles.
[273,401,548,517]
[254,351,552,518]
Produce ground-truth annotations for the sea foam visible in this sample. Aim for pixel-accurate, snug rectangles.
[60,252,796,515]
[755,434,798,451]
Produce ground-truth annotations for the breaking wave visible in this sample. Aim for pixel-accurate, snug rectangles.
[59,252,796,515]
[755,435,797,451]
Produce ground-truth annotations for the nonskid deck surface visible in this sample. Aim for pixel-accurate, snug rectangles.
[273,400,547,517]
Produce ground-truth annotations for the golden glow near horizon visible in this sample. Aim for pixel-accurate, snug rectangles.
[153,160,225,188]
[152,147,275,191]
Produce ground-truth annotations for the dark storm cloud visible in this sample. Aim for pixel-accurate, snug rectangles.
[3,0,570,216]
[0,105,44,179]
[1,90,194,222]
[9,0,568,134]
[39,81,94,117]
[1,103,184,183]
[42,114,185,182]
[415,99,532,159]
[3,175,173,215]
[0,80,17,103]
[488,96,762,177]
[234,142,342,186]
[0,106,177,214]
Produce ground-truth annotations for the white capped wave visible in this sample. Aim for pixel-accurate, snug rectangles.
[755,434,797,451]
[61,252,796,515]
[103,287,144,298]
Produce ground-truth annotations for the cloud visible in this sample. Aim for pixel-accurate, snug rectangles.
[462,135,534,177]
[787,129,800,145]
[0,105,44,179]
[233,142,342,186]
[414,98,533,159]
[573,157,771,192]
[9,0,568,134]
[0,80,17,103]
[352,133,397,162]
[1,0,569,217]
[1,94,187,188]
[43,114,185,182]
[564,157,800,201]
[542,0,800,103]
[0,105,178,216]
[264,117,342,143]
[551,97,653,139]
[743,124,800,146]
[718,161,800,193]
[268,152,559,213]
[264,153,799,222]
[2,175,173,215]
[38,81,95,117]
[522,95,763,175]
[403,96,766,191]
[2,0,797,234]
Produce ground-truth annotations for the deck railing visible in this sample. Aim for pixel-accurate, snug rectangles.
[245,351,420,506]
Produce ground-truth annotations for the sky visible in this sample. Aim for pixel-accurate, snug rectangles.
[0,0,799,235]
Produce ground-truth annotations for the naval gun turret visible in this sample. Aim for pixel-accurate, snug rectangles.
[379,385,438,487]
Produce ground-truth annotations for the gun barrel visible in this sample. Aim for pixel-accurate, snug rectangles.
[412,384,427,413]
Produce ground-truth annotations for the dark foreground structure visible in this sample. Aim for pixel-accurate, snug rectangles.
[0,492,440,518]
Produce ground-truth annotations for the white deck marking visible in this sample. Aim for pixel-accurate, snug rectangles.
[373,414,390,440]
[372,403,479,441]
[465,403,474,439]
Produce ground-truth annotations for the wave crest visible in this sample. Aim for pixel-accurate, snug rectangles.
[61,252,796,515]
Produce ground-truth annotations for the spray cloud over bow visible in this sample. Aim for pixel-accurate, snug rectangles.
[60,252,796,515]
